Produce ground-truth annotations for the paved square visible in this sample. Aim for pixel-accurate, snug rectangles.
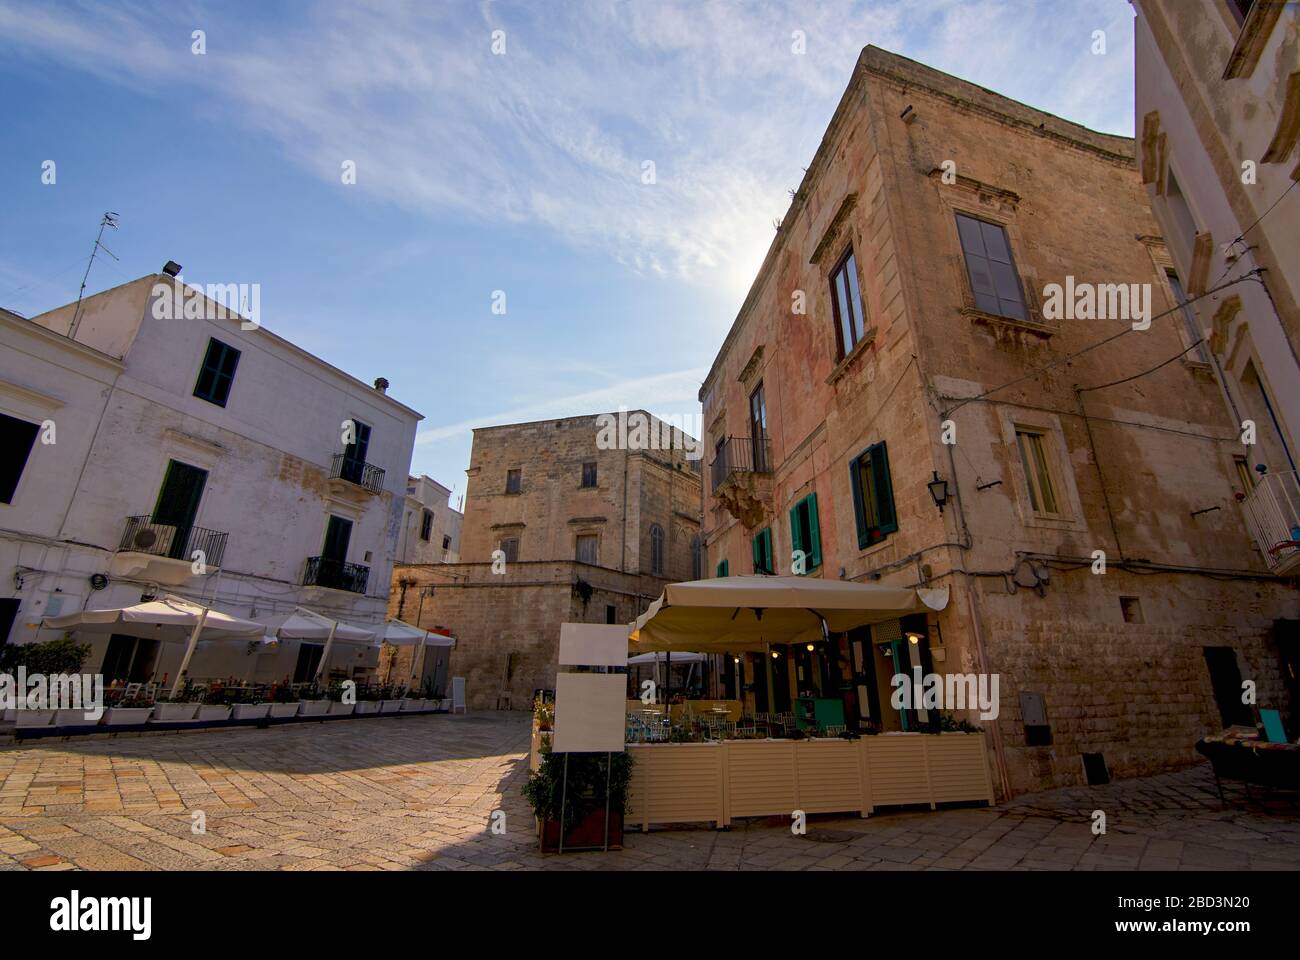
[0,713,1296,871]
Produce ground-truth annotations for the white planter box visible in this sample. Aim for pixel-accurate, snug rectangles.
[151,702,199,722]
[2,708,15,722]
[104,707,153,726]
[327,701,355,716]
[268,702,300,719]
[298,700,331,717]
[54,709,97,726]
[354,701,380,715]
[231,703,271,721]
[197,705,231,722]
[379,699,405,713]
[16,710,56,727]
[438,698,452,712]
[400,699,428,712]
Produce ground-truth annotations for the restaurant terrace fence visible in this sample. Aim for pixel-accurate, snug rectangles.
[623,733,994,829]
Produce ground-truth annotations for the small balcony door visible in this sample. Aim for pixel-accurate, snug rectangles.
[342,420,372,485]
[749,382,768,472]
[323,515,353,565]
[152,460,207,560]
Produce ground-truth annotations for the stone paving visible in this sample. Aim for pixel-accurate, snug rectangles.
[0,711,1296,871]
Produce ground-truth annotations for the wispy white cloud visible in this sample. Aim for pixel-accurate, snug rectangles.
[0,0,1134,306]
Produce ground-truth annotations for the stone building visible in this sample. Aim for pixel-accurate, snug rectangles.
[396,474,463,564]
[389,412,702,708]
[700,46,1298,795]
[1133,0,1300,578]
[0,273,421,684]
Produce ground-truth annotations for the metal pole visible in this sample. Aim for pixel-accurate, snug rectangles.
[603,751,612,852]
[765,641,776,725]
[170,607,209,700]
[558,753,570,854]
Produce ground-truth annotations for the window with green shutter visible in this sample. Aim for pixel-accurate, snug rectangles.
[849,441,897,548]
[789,493,822,573]
[193,337,241,407]
[751,527,773,575]
[716,559,729,577]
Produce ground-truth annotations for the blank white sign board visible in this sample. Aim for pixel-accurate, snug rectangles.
[558,622,628,667]
[552,673,626,753]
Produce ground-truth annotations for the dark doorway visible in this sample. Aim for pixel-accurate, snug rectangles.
[1203,646,1253,728]
[846,626,881,731]
[293,642,324,684]
[341,420,372,484]
[749,382,768,471]
[0,597,19,651]
[153,460,207,560]
[323,515,353,564]
[101,634,161,683]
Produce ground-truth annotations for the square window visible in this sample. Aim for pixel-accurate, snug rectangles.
[193,338,241,407]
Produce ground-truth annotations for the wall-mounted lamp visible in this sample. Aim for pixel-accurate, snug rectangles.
[771,650,780,659]
[927,471,950,513]
[906,632,923,646]
[806,643,815,652]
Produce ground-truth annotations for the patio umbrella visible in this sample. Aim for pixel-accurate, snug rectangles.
[43,595,265,697]
[378,619,456,687]
[629,576,949,652]
[265,607,378,683]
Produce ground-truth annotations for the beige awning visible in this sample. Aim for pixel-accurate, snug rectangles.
[629,576,948,652]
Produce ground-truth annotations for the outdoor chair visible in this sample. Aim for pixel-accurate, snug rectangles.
[822,725,846,737]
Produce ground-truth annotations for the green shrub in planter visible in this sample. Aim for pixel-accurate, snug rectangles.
[523,748,633,839]
[0,636,90,675]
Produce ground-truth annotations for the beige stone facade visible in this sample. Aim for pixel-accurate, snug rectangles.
[390,412,702,708]
[700,46,1299,796]
[1134,1,1300,576]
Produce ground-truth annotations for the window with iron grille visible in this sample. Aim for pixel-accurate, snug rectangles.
[193,337,241,407]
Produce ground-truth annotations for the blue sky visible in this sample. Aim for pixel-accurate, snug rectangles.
[0,0,1136,500]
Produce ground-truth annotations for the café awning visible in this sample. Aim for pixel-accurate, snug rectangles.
[379,619,457,647]
[629,576,948,652]
[43,594,264,642]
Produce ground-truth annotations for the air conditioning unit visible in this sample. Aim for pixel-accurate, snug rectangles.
[131,524,177,554]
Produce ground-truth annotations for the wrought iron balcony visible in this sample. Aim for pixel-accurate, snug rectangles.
[304,556,370,594]
[118,516,228,568]
[330,453,386,494]
[1239,469,1300,574]
[710,436,772,491]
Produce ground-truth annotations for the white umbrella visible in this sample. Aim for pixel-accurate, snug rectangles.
[379,619,455,687]
[43,595,265,697]
[266,607,377,683]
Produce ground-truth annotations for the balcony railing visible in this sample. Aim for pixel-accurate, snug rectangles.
[710,435,772,490]
[304,556,370,594]
[1240,469,1300,573]
[118,516,228,568]
[330,453,386,494]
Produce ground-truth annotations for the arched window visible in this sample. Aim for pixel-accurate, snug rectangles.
[690,534,702,580]
[650,524,664,576]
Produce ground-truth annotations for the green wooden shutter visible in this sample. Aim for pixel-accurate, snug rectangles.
[850,455,869,548]
[789,503,803,563]
[763,528,773,574]
[807,493,822,568]
[716,559,728,577]
[872,442,898,535]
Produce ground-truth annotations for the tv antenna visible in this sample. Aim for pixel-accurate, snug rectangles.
[69,211,120,338]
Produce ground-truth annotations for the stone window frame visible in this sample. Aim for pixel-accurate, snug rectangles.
[996,406,1087,534]
[936,191,1051,341]
[498,536,520,563]
[504,468,522,495]
[574,531,600,566]
[1221,0,1288,81]
[1137,235,1215,375]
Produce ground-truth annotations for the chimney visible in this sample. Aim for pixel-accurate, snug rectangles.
[373,377,389,394]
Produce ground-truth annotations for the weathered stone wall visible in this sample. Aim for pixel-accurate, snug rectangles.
[699,45,1299,795]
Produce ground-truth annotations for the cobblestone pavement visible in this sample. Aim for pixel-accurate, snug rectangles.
[1,712,1296,871]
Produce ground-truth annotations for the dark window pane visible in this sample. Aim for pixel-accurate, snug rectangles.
[0,413,40,503]
[980,220,1012,263]
[956,215,986,256]
[844,254,865,343]
[193,338,240,407]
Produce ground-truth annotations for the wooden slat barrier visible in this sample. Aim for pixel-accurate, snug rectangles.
[625,733,993,829]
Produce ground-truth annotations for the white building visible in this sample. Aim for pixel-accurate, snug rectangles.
[1133,0,1300,573]
[396,474,463,565]
[0,272,422,686]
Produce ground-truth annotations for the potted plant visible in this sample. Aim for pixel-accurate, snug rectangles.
[354,685,382,715]
[152,697,200,722]
[267,683,300,719]
[523,748,632,853]
[297,680,331,717]
[103,698,154,726]
[534,696,554,732]
[2,637,92,728]
[376,683,403,713]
